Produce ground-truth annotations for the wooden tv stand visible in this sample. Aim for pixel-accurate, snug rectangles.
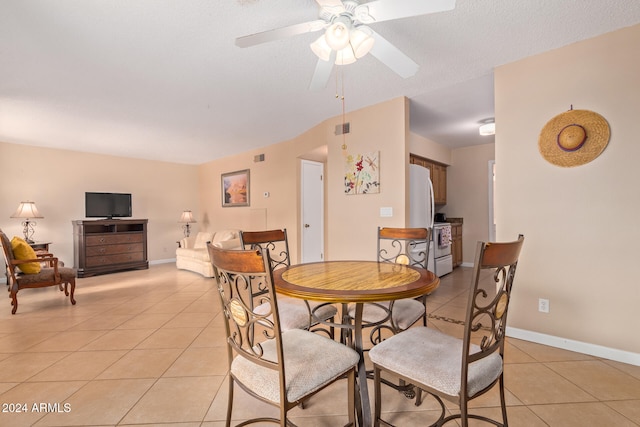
[73,219,148,278]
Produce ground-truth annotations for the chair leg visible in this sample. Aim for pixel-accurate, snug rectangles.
[226,376,234,427]
[329,316,335,340]
[347,368,356,426]
[68,279,76,305]
[499,375,508,426]
[460,397,469,427]
[373,366,382,427]
[10,288,18,315]
[415,387,423,406]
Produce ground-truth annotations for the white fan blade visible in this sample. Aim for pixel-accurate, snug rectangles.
[309,51,336,90]
[368,29,419,78]
[236,20,327,48]
[315,0,346,14]
[355,0,455,24]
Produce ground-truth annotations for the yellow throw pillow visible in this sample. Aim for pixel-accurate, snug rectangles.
[10,236,42,274]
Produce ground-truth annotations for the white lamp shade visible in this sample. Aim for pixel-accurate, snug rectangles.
[179,210,196,223]
[11,201,43,219]
[335,46,356,65]
[350,26,375,58]
[310,34,332,62]
[325,19,351,51]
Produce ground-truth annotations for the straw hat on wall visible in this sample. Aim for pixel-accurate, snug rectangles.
[538,109,610,167]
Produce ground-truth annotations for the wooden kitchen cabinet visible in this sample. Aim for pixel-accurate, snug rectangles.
[410,154,447,204]
[451,222,463,268]
[431,163,447,205]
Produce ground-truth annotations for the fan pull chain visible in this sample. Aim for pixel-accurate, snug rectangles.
[336,66,347,151]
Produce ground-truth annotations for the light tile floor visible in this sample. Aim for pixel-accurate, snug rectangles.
[0,264,639,426]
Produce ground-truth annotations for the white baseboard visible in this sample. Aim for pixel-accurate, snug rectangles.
[506,326,640,367]
[150,258,176,265]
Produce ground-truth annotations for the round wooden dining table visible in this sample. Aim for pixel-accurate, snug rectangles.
[273,260,440,427]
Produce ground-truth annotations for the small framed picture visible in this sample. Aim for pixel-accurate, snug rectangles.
[221,169,250,207]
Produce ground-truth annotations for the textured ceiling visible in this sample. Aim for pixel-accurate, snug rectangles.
[2,0,640,164]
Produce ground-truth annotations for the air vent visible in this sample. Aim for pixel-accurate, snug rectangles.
[254,154,265,162]
[335,122,350,135]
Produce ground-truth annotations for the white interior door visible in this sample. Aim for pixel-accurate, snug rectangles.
[301,160,324,263]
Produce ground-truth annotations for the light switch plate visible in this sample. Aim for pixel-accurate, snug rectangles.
[380,207,393,217]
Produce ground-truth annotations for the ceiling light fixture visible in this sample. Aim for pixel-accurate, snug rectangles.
[350,26,374,58]
[335,45,357,65]
[311,18,375,66]
[479,118,495,136]
[310,34,332,62]
[325,16,351,50]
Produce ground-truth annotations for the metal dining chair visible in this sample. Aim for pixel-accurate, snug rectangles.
[369,235,524,427]
[208,245,358,427]
[344,227,431,403]
[348,227,432,346]
[240,229,337,338]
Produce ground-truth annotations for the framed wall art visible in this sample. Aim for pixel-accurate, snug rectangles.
[222,169,250,207]
[344,151,380,194]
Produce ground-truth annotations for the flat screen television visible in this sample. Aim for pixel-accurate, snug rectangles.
[85,192,132,219]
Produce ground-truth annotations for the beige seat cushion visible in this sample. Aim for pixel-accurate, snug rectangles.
[16,267,76,285]
[193,232,215,249]
[212,229,238,244]
[175,247,210,261]
[348,298,425,330]
[369,326,503,398]
[255,297,337,331]
[231,328,359,403]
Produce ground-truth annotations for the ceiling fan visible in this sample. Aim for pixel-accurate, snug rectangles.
[236,0,456,90]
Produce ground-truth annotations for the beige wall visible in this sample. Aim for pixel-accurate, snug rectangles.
[446,143,495,264]
[496,24,640,356]
[327,97,410,260]
[409,132,452,166]
[196,120,326,264]
[197,97,414,263]
[0,141,199,265]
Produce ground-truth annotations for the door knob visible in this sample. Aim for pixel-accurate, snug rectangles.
[304,224,310,228]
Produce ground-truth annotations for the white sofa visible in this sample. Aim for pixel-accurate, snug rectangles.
[176,230,241,277]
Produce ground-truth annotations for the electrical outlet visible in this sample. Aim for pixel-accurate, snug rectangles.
[538,298,550,313]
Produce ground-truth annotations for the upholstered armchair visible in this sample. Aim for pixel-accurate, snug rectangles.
[0,229,76,314]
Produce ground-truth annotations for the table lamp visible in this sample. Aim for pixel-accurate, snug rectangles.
[179,210,196,237]
[11,201,43,243]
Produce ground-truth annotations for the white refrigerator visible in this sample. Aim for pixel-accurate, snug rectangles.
[409,164,436,273]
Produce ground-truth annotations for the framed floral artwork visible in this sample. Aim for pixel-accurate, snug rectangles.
[222,169,250,207]
[345,151,380,194]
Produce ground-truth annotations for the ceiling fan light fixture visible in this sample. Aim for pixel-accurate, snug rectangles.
[335,45,356,65]
[310,34,332,62]
[350,26,375,58]
[325,17,351,50]
[479,119,496,136]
